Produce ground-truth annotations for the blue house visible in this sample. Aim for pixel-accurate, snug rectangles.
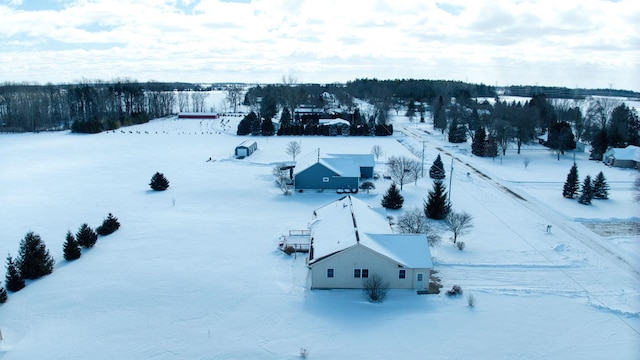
[294,153,374,190]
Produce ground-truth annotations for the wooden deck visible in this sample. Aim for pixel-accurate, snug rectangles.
[279,229,311,253]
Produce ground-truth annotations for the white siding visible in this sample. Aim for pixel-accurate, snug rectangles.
[310,244,430,289]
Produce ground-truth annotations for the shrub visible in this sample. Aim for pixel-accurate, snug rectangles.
[76,223,98,248]
[446,285,463,296]
[456,241,466,251]
[283,245,295,255]
[96,213,121,236]
[428,271,443,294]
[300,348,309,359]
[363,274,389,303]
[150,172,170,191]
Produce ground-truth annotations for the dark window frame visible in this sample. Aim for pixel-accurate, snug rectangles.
[327,268,334,278]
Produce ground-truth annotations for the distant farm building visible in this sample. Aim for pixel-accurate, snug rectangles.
[603,145,640,169]
[177,112,218,120]
[235,140,257,157]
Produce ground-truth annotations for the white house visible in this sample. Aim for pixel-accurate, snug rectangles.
[307,195,433,290]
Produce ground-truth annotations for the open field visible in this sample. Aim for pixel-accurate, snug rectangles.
[0,106,638,359]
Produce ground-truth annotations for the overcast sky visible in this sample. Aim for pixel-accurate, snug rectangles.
[1,0,638,90]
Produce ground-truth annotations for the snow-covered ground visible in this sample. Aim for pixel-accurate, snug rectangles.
[0,100,638,359]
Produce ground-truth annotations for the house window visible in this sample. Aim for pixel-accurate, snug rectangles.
[417,273,423,281]
[354,268,369,278]
[327,269,334,278]
[399,269,406,279]
[322,177,329,182]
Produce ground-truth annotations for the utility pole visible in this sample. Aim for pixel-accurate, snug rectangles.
[421,140,426,178]
[449,157,454,202]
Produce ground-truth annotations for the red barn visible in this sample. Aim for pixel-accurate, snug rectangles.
[178,112,218,119]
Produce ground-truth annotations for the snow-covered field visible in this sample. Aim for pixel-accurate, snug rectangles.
[0,99,638,359]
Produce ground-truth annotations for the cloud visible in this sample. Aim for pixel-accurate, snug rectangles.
[0,0,637,90]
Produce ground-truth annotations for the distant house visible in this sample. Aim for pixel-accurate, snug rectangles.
[177,112,218,119]
[307,195,433,290]
[294,153,374,190]
[235,140,257,157]
[603,145,640,169]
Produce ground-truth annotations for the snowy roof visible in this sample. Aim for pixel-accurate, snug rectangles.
[319,118,350,127]
[327,153,375,168]
[606,145,640,161]
[308,195,432,268]
[294,152,374,177]
[237,140,256,148]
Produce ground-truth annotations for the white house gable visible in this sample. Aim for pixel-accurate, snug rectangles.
[307,195,433,290]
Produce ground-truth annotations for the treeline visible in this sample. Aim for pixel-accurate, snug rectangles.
[0,80,209,133]
[504,85,640,99]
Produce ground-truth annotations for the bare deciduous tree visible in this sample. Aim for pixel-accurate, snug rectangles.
[396,207,442,247]
[178,91,189,112]
[371,144,384,162]
[190,92,208,112]
[285,141,301,161]
[446,211,474,244]
[225,84,243,113]
[386,156,419,190]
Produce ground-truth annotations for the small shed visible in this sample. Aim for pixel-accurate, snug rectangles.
[603,145,640,169]
[235,140,257,157]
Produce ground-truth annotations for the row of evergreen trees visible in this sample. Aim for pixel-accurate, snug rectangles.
[562,164,609,205]
[2,214,120,304]
[236,111,393,137]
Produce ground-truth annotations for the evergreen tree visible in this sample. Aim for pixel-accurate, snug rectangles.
[405,99,416,121]
[589,128,608,161]
[429,154,446,179]
[547,121,576,159]
[280,107,292,127]
[5,254,25,292]
[578,175,594,205]
[16,232,55,280]
[485,133,498,157]
[381,183,404,209]
[0,286,7,303]
[76,224,98,248]
[424,179,451,220]
[562,164,579,198]
[63,231,82,261]
[97,213,121,236]
[448,117,466,143]
[471,126,486,157]
[261,117,274,136]
[592,171,610,199]
[149,172,169,191]
[250,115,262,136]
[236,112,254,135]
